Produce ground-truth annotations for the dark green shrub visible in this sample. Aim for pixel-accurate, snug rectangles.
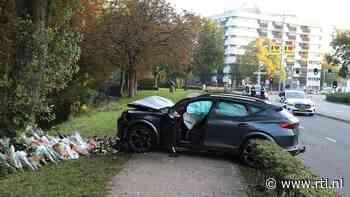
[249,140,341,197]
[138,79,158,90]
[326,93,350,104]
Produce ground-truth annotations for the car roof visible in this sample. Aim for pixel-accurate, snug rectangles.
[198,93,268,105]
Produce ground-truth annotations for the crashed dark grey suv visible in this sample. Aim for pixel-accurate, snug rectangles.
[117,93,305,165]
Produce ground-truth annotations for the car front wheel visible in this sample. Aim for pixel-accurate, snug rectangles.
[127,124,155,153]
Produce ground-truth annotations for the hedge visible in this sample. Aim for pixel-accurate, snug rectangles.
[326,93,350,104]
[248,140,341,197]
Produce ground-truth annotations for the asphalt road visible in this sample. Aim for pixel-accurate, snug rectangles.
[298,115,350,196]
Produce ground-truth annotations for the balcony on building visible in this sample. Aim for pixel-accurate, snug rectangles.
[272,31,283,39]
[300,34,310,42]
[287,32,296,40]
[258,19,268,29]
[273,21,283,30]
[301,25,311,33]
[299,43,310,50]
[287,24,297,32]
[257,29,268,37]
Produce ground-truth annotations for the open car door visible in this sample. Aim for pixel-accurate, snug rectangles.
[180,99,214,145]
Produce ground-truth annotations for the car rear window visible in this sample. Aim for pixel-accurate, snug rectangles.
[277,108,299,122]
[217,101,249,117]
[250,106,264,114]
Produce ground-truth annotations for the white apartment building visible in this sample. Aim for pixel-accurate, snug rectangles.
[211,6,323,90]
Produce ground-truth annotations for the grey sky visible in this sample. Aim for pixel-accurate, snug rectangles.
[169,0,350,29]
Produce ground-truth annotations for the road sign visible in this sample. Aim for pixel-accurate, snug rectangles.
[269,41,295,56]
[285,41,295,56]
[270,42,281,55]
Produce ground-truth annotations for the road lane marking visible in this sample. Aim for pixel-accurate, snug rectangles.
[325,137,337,143]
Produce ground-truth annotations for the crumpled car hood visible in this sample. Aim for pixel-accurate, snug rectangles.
[128,96,174,110]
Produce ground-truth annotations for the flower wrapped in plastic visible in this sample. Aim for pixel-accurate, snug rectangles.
[68,132,89,155]
[15,151,38,171]
[34,145,61,164]
[0,153,16,173]
[9,145,23,170]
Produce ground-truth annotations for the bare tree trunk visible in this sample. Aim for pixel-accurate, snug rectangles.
[128,68,136,97]
[134,71,138,95]
[119,69,126,97]
[154,73,159,88]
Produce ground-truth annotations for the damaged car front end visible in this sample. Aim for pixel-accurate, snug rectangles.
[117,96,180,153]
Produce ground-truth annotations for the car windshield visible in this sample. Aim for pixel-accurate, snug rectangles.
[286,92,306,99]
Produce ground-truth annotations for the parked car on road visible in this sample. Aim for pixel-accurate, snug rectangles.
[279,90,316,116]
[117,94,305,166]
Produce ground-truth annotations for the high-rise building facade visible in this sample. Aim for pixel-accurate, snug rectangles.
[211,6,323,89]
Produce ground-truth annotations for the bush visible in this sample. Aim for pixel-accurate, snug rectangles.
[326,93,350,104]
[138,79,158,90]
[247,140,340,197]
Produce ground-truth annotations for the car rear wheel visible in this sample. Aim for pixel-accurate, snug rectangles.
[127,124,155,153]
[240,139,260,167]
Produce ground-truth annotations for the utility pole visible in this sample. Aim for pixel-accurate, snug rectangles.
[257,62,262,86]
[278,13,287,91]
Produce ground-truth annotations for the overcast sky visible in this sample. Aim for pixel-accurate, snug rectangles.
[168,0,350,29]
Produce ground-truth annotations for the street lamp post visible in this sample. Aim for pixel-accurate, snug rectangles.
[257,62,262,86]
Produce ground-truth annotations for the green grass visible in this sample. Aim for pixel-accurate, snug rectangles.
[0,89,192,197]
[52,88,192,137]
[0,154,130,197]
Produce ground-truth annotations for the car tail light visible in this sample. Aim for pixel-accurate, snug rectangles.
[279,122,299,129]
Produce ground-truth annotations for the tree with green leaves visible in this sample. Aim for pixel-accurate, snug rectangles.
[330,31,350,80]
[193,18,225,85]
[321,54,338,86]
[95,0,197,97]
[237,38,282,85]
[0,0,81,137]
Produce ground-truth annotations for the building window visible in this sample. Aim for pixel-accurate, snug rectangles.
[258,29,268,37]
[273,21,283,29]
[287,24,297,32]
[272,31,282,39]
[301,25,311,33]
[258,20,268,29]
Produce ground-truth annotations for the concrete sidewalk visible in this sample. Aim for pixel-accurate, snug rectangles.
[309,94,350,124]
[107,152,247,197]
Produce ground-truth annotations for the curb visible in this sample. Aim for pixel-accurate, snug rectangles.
[315,113,350,124]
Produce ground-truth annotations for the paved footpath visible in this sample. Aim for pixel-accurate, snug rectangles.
[106,152,247,197]
[309,94,350,123]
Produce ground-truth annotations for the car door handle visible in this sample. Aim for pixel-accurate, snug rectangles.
[238,123,249,127]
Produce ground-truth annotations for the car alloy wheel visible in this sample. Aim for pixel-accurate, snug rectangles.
[127,124,154,153]
[241,139,259,168]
